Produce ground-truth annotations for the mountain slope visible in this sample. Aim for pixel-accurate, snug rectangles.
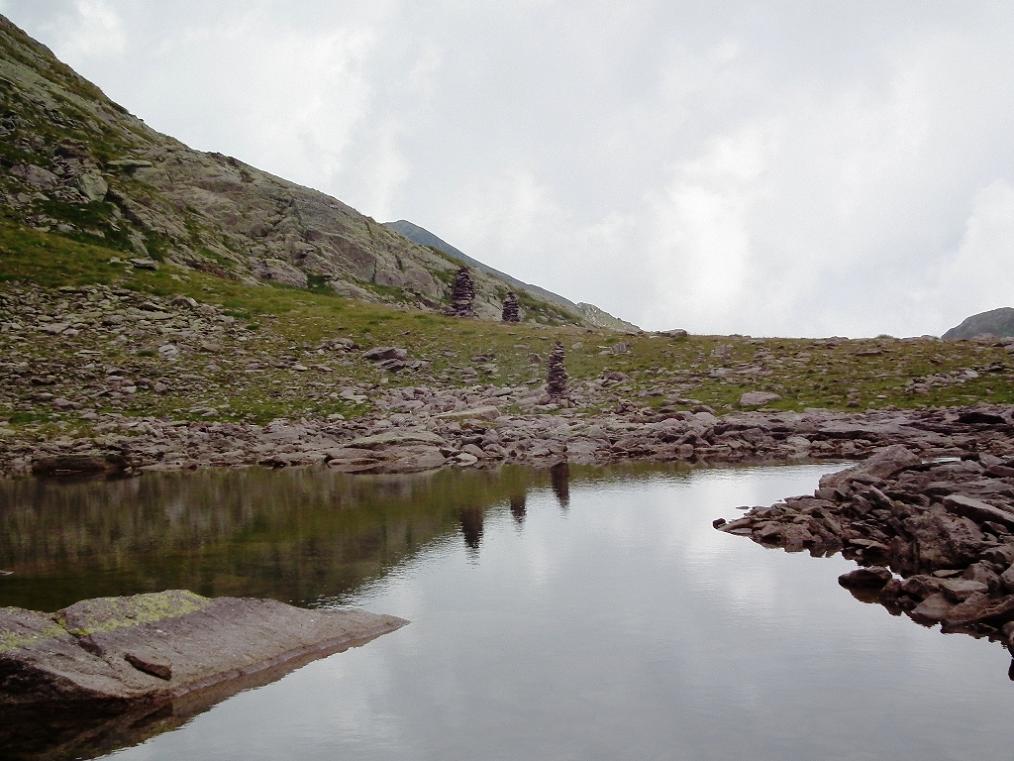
[383,220,639,332]
[0,15,583,325]
[943,307,1014,340]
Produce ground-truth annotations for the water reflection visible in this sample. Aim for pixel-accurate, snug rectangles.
[550,462,570,509]
[7,461,1014,761]
[509,494,527,526]
[458,506,484,554]
[0,462,671,612]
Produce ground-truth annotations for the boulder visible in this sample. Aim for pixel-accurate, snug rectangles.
[838,566,892,589]
[362,346,408,362]
[819,444,920,489]
[77,172,108,202]
[346,430,446,449]
[0,591,405,711]
[942,493,1014,530]
[738,391,781,407]
[254,258,308,288]
[374,444,446,473]
[435,406,499,421]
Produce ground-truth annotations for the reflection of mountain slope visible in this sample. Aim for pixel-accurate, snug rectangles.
[0,466,540,609]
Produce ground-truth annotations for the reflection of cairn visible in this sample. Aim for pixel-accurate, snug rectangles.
[501,292,520,322]
[448,266,475,317]
[546,341,568,397]
[459,506,484,552]
[510,494,527,525]
[550,462,570,510]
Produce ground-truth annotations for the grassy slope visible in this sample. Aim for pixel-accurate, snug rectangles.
[2,220,1013,440]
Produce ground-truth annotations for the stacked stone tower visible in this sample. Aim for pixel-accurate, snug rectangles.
[546,341,568,397]
[501,292,520,322]
[448,266,475,317]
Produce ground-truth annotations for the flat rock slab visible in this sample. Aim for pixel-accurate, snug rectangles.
[0,590,406,711]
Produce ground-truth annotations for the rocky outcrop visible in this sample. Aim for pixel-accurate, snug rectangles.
[0,590,405,712]
[715,442,1014,663]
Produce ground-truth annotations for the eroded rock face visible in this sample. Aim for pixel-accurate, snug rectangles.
[715,445,1014,664]
[0,590,406,711]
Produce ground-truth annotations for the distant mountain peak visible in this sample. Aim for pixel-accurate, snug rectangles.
[942,307,1014,340]
[382,220,639,332]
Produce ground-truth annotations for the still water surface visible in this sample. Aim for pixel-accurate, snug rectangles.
[1,463,1012,760]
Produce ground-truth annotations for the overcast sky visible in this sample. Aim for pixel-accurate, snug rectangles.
[3,0,1013,336]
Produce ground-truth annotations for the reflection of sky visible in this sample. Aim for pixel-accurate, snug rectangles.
[109,465,1014,761]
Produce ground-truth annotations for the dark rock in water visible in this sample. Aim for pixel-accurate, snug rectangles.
[910,593,953,625]
[501,291,521,322]
[31,453,129,479]
[447,266,475,317]
[0,590,406,712]
[838,567,892,589]
[546,342,568,398]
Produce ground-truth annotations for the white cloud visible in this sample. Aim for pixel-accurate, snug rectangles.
[39,0,126,60]
[5,0,1014,336]
[930,180,1014,331]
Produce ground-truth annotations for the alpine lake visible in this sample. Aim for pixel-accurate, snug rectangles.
[2,462,1012,760]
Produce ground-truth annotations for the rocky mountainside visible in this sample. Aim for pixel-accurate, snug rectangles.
[383,220,640,332]
[943,307,1014,340]
[0,15,593,326]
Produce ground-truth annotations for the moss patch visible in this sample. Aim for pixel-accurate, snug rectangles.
[57,590,211,637]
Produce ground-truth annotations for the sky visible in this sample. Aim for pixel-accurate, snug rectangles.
[3,0,1013,337]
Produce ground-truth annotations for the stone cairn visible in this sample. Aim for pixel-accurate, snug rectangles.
[447,266,475,317]
[546,341,568,397]
[501,292,521,322]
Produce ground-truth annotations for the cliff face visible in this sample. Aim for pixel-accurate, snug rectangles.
[0,15,589,325]
[943,308,1014,340]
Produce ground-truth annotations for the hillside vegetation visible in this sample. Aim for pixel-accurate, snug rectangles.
[3,221,1013,445]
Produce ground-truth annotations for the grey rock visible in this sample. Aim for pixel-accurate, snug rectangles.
[838,566,892,589]
[0,590,405,710]
[77,172,108,201]
[346,430,447,449]
[943,493,1014,530]
[738,391,781,407]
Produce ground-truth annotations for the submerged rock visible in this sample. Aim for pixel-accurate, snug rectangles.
[0,590,406,712]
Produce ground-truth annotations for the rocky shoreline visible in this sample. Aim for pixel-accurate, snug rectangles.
[5,402,1014,481]
[715,438,1014,665]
